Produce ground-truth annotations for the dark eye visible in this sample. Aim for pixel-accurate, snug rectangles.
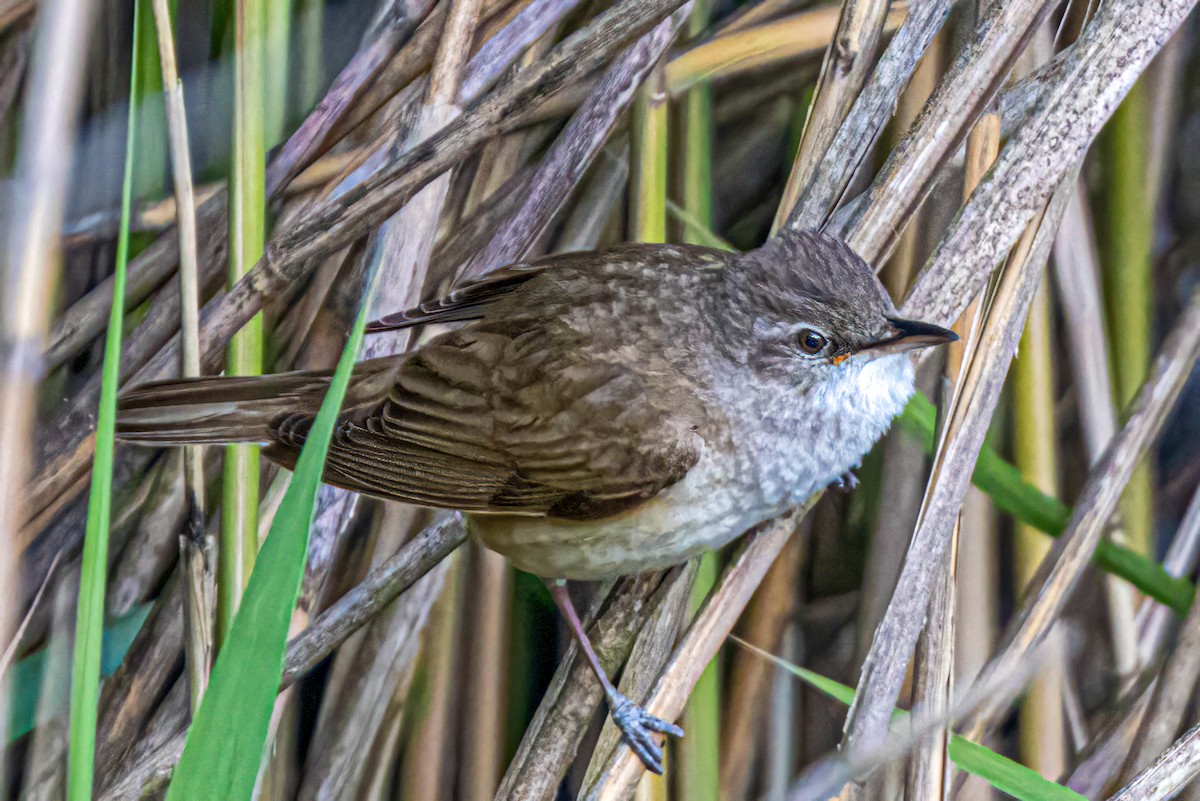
[798,329,828,354]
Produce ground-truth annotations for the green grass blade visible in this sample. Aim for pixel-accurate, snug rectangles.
[947,737,1085,801]
[734,639,1087,801]
[64,3,143,795]
[164,247,383,800]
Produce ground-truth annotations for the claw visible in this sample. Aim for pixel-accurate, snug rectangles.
[610,693,684,774]
[831,470,859,492]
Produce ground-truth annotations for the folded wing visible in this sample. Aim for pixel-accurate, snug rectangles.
[268,326,705,521]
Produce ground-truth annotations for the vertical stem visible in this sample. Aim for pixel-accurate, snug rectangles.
[628,43,670,793]
[66,1,141,795]
[400,553,462,801]
[772,0,890,231]
[460,543,512,801]
[0,0,94,767]
[951,83,1001,686]
[906,59,1000,795]
[678,1,712,246]
[677,4,719,797]
[630,61,668,243]
[263,0,292,145]
[294,0,324,114]
[221,0,266,644]
[1011,279,1068,776]
[883,33,942,299]
[152,0,212,712]
[682,556,720,801]
[1100,79,1154,557]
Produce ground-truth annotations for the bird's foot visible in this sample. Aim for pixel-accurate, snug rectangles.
[831,470,859,492]
[609,692,684,774]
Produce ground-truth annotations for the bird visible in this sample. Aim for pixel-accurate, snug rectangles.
[116,229,955,773]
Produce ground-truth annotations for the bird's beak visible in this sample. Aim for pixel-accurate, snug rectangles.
[861,317,958,357]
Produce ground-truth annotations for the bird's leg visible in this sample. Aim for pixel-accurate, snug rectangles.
[546,579,684,774]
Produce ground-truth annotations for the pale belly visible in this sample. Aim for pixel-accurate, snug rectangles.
[469,454,764,579]
[468,453,758,577]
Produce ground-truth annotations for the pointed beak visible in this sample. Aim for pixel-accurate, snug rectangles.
[862,317,958,357]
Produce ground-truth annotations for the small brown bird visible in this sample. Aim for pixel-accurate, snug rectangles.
[117,230,954,772]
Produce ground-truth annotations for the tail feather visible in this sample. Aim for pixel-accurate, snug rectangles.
[117,372,333,445]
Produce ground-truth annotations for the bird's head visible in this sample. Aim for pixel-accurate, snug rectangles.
[727,230,956,385]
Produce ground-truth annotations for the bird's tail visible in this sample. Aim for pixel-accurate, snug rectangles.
[117,372,334,445]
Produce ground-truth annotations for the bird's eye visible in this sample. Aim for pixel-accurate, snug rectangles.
[798,329,828,354]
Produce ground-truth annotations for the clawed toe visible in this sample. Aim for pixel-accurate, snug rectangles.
[831,470,859,492]
[610,694,684,774]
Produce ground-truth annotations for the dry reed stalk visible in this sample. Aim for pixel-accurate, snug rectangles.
[1139,485,1200,665]
[578,508,809,800]
[0,0,95,757]
[21,571,78,801]
[105,453,186,616]
[897,33,955,800]
[19,0,687,538]
[788,635,1060,800]
[149,0,212,712]
[283,514,466,686]
[1053,183,1142,680]
[494,574,671,801]
[459,10,686,278]
[297,554,450,799]
[0,0,31,32]
[458,542,512,801]
[581,563,698,797]
[844,174,1074,763]
[843,0,1056,263]
[20,196,227,581]
[902,0,1196,330]
[772,0,892,232]
[961,287,1200,740]
[44,194,227,374]
[719,531,804,799]
[1109,722,1200,800]
[295,3,482,762]
[901,84,995,800]
[663,5,902,96]
[1012,278,1070,777]
[905,522,957,801]
[1122,571,1200,785]
[263,0,687,267]
[782,0,951,231]
[264,0,436,195]
[398,551,463,800]
[88,516,463,796]
[881,27,943,299]
[94,573,185,782]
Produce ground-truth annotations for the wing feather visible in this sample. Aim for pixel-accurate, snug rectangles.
[268,323,705,520]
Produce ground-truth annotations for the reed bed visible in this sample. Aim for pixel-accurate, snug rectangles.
[2,1,1200,799]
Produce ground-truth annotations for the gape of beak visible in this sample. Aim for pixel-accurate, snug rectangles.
[861,317,958,358]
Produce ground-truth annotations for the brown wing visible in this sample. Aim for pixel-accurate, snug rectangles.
[365,245,685,333]
[365,258,558,333]
[267,326,705,521]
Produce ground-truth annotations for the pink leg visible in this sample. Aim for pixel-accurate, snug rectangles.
[547,580,684,774]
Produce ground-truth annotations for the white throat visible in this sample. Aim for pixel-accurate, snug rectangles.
[722,353,916,513]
